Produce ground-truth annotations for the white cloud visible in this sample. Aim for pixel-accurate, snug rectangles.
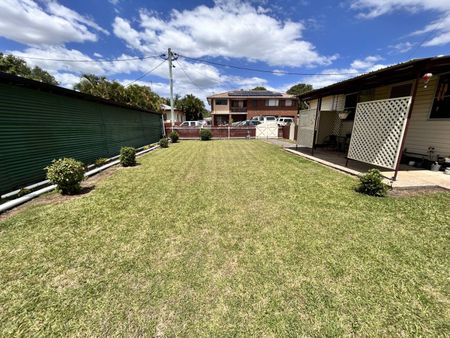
[388,41,414,53]
[53,72,82,88]
[9,46,106,75]
[112,1,335,67]
[0,0,108,45]
[300,55,387,89]
[350,0,450,47]
[6,46,277,104]
[350,55,383,69]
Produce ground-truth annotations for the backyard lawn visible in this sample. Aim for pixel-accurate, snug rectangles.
[1,140,449,336]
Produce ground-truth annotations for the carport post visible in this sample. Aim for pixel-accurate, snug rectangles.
[393,72,420,181]
[311,97,322,156]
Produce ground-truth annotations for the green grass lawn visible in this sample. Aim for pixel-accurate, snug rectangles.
[1,140,449,336]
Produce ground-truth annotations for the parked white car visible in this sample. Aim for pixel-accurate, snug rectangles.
[179,120,207,127]
[277,117,294,126]
[251,115,278,123]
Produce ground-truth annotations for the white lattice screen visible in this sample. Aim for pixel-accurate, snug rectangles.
[297,109,317,148]
[347,96,412,169]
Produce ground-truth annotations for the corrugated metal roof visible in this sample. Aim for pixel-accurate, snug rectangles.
[298,55,450,100]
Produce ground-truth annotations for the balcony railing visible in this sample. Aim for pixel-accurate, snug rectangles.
[230,106,247,112]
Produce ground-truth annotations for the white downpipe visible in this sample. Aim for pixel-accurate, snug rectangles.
[0,145,159,214]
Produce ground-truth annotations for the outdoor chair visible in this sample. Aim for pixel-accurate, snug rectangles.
[323,135,338,150]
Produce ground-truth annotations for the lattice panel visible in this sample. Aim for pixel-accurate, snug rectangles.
[297,109,317,148]
[348,97,411,169]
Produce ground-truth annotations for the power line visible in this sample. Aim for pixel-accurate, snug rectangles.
[406,20,445,60]
[177,53,359,76]
[8,53,163,63]
[175,59,207,92]
[125,59,167,87]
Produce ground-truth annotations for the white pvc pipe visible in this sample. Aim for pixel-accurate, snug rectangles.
[0,145,159,214]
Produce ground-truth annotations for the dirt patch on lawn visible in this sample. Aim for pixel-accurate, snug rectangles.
[389,186,449,197]
[0,165,119,221]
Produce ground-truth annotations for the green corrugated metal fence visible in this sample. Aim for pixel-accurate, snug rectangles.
[0,83,162,194]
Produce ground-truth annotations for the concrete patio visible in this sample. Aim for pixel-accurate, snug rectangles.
[283,146,450,190]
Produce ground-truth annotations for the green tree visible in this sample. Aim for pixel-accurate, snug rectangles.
[252,86,267,90]
[286,83,313,96]
[0,53,58,85]
[176,94,207,120]
[74,74,162,112]
[287,83,313,109]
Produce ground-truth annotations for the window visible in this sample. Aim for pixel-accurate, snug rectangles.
[265,99,279,107]
[344,93,358,113]
[430,74,450,119]
[252,99,257,108]
[390,83,412,98]
[285,99,293,106]
[215,99,227,105]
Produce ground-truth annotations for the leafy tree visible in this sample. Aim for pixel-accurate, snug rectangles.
[286,83,313,96]
[287,83,313,109]
[176,94,207,120]
[0,53,58,85]
[252,86,267,90]
[164,93,181,107]
[74,74,163,112]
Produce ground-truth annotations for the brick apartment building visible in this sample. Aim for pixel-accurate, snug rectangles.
[207,90,298,125]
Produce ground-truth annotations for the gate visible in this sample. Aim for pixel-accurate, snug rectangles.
[297,109,317,148]
[347,96,412,169]
[255,123,279,139]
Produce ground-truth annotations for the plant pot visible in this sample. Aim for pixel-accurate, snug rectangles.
[431,163,441,171]
[338,112,350,120]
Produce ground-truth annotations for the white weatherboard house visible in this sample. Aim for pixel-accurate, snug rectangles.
[295,55,450,187]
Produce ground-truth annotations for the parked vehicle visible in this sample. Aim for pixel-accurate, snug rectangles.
[251,115,277,123]
[241,120,262,126]
[277,117,294,126]
[179,121,207,127]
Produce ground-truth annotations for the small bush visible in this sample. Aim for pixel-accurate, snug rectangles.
[120,147,136,167]
[159,138,169,148]
[143,145,150,150]
[17,188,31,197]
[356,169,389,197]
[169,131,179,143]
[200,128,212,141]
[46,158,85,195]
[95,157,108,167]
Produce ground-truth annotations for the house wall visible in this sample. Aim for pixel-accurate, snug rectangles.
[212,98,230,113]
[405,76,450,157]
[211,97,298,119]
[320,95,345,111]
[306,99,318,110]
[312,76,450,156]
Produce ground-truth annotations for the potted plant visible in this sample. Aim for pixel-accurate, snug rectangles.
[431,161,441,171]
[338,110,351,120]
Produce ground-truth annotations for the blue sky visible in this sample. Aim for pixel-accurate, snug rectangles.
[1,0,449,105]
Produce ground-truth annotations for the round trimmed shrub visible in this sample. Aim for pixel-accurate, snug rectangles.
[356,169,389,197]
[159,137,169,148]
[169,131,179,143]
[120,146,136,167]
[46,158,85,195]
[199,128,212,141]
[95,157,108,167]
